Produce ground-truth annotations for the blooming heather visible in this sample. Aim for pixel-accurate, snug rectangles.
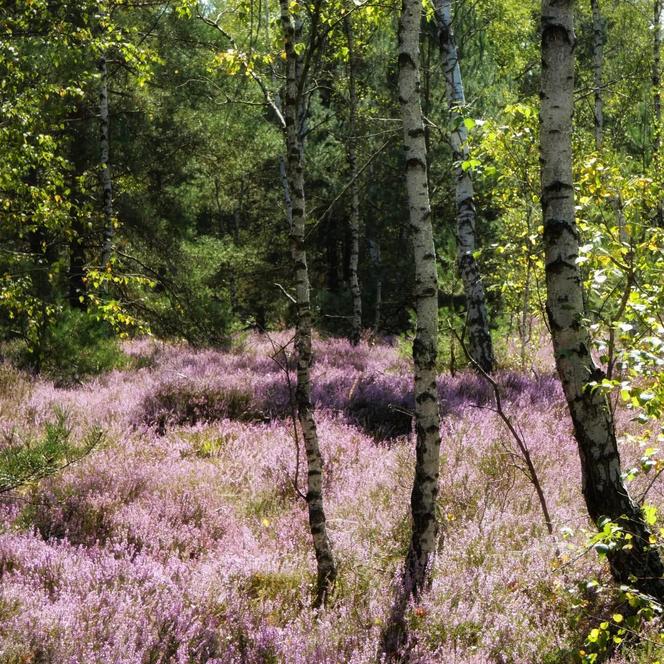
[0,335,657,662]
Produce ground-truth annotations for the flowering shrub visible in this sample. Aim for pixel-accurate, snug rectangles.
[0,333,660,662]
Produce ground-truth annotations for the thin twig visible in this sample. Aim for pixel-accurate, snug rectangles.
[451,325,555,538]
[262,330,306,502]
[197,11,286,130]
[274,282,297,304]
[639,466,664,505]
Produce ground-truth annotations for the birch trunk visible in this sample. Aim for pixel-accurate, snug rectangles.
[279,0,336,607]
[654,0,663,225]
[279,156,293,228]
[540,0,664,598]
[383,0,443,654]
[98,50,113,269]
[591,0,604,150]
[69,219,87,310]
[401,0,442,596]
[344,15,362,346]
[68,157,87,309]
[655,0,662,152]
[68,108,87,310]
[435,0,494,373]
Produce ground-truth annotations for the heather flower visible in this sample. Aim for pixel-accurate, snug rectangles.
[0,334,655,662]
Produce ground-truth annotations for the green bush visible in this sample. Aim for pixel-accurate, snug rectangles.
[1,410,102,494]
[138,237,235,346]
[13,309,127,385]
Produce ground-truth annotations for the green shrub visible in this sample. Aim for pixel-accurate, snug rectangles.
[13,309,127,385]
[1,410,102,495]
[138,237,235,346]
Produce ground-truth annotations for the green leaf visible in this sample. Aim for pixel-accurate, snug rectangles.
[644,504,658,526]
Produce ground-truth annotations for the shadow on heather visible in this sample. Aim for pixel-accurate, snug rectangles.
[136,361,562,441]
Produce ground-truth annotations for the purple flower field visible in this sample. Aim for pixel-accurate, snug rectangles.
[0,334,657,663]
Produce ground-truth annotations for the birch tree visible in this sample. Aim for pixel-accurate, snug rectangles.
[400,0,442,599]
[435,0,494,373]
[653,0,663,226]
[383,0,443,653]
[68,109,88,310]
[655,0,662,152]
[278,0,337,607]
[197,1,337,604]
[344,15,363,346]
[368,236,382,334]
[540,0,664,598]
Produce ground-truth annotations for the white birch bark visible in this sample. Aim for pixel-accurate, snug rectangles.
[344,15,362,346]
[541,0,664,598]
[401,0,442,594]
[435,0,494,373]
[383,0,443,655]
[278,0,336,607]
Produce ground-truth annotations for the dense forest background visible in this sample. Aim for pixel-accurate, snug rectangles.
[3,0,660,372]
[2,0,664,662]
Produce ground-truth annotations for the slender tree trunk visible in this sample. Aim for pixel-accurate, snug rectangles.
[519,256,532,371]
[654,0,663,225]
[540,0,664,599]
[29,224,51,373]
[279,0,336,607]
[591,0,604,151]
[325,215,340,293]
[68,110,87,310]
[367,164,383,335]
[29,227,54,305]
[612,193,628,243]
[213,177,225,235]
[368,237,382,335]
[279,156,293,228]
[655,0,662,152]
[435,0,494,373]
[24,169,54,306]
[382,0,443,654]
[25,168,56,372]
[265,0,294,235]
[68,219,87,310]
[401,0,442,597]
[232,180,244,245]
[98,50,114,269]
[344,15,362,346]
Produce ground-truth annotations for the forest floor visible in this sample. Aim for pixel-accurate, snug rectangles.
[0,333,661,663]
